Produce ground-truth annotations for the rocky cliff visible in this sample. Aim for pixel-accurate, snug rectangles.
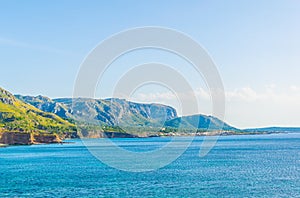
[0,132,62,145]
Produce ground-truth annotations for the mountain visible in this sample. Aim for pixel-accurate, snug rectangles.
[15,95,72,119]
[245,127,300,133]
[164,114,240,131]
[0,87,77,144]
[4,87,287,145]
[16,94,241,133]
[17,96,178,127]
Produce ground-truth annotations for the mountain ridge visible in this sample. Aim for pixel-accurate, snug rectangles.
[16,94,239,134]
[17,96,178,127]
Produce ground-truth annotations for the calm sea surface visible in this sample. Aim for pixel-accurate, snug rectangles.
[0,133,299,197]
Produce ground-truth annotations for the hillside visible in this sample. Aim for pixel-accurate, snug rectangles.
[15,95,71,119]
[164,114,240,132]
[0,87,77,144]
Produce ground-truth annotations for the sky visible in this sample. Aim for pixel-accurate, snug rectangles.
[0,0,300,128]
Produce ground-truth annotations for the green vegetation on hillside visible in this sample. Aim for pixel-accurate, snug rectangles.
[0,88,76,136]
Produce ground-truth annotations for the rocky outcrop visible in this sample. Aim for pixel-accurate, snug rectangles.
[33,134,62,143]
[0,132,62,145]
[0,87,16,105]
[0,132,34,145]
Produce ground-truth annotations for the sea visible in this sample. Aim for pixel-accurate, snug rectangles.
[0,133,299,197]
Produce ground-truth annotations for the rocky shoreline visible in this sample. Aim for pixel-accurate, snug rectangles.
[0,131,139,145]
[0,130,275,146]
[0,132,62,145]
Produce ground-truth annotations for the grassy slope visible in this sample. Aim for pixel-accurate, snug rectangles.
[0,90,76,135]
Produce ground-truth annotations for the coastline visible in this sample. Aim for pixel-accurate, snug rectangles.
[0,132,62,146]
[0,131,279,147]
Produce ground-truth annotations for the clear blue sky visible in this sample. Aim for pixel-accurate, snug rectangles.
[0,0,300,128]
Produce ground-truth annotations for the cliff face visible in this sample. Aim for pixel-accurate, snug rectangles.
[33,134,62,144]
[0,130,135,145]
[0,132,62,145]
[0,132,33,145]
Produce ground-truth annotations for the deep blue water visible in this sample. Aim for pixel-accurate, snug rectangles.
[0,133,299,197]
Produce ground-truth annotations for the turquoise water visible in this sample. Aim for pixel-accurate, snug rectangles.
[0,133,299,197]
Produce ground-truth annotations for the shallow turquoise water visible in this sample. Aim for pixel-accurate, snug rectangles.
[0,133,299,197]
